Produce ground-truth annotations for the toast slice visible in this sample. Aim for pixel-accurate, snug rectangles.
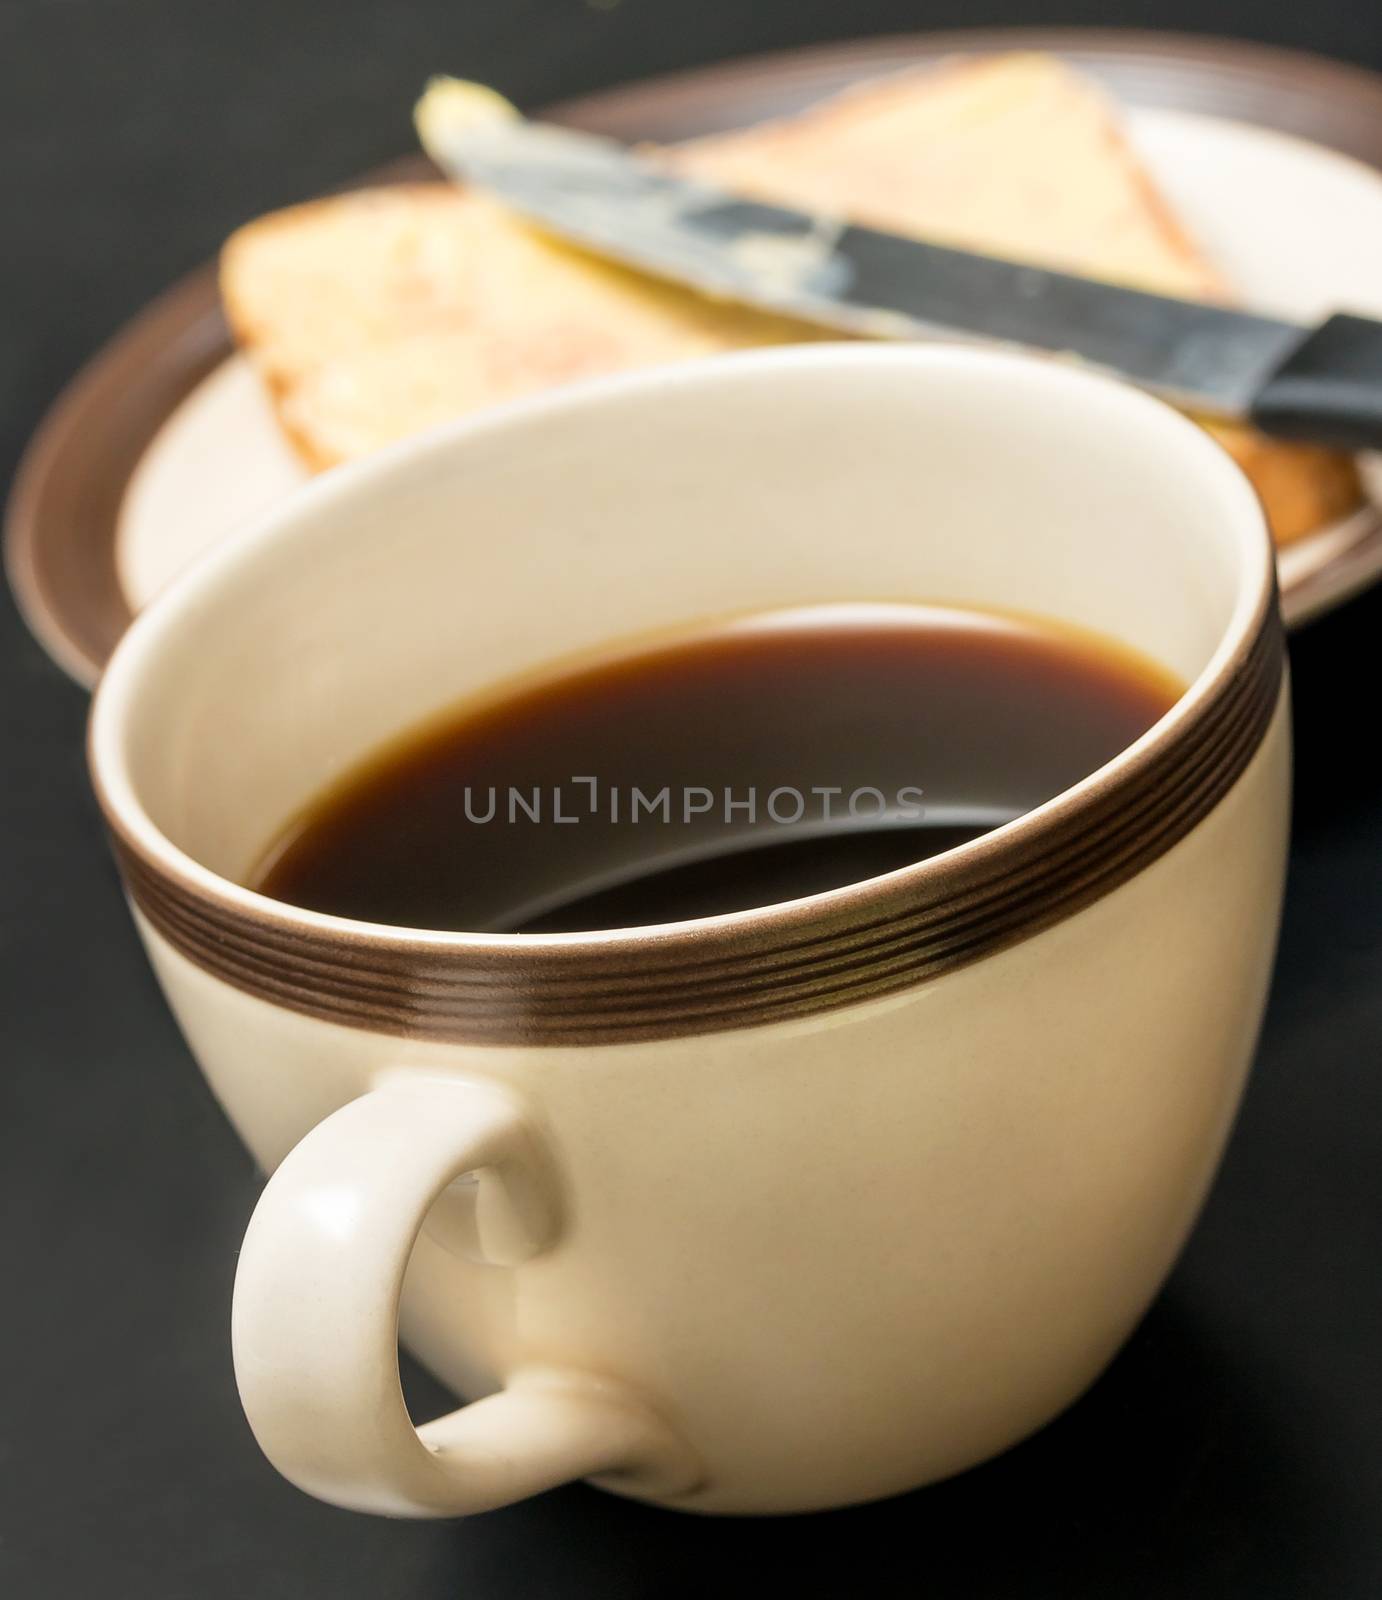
[221,53,1361,542]
[664,53,1223,298]
[221,184,825,469]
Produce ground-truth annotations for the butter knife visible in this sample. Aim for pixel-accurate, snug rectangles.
[416,78,1382,452]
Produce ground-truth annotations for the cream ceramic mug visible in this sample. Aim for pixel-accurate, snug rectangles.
[88,345,1289,1519]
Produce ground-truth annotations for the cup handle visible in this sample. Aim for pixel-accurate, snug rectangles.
[231,1076,698,1516]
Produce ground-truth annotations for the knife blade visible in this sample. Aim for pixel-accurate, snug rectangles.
[416,78,1382,453]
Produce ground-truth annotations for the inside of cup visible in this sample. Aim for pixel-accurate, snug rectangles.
[112,348,1265,893]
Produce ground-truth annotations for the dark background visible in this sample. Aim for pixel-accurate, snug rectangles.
[4,1,1382,1595]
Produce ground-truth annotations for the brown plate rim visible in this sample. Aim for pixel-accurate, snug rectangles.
[10,27,1382,687]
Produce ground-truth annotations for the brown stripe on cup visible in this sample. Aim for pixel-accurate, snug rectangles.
[101,596,1285,1046]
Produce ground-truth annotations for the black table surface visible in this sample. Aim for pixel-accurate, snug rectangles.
[4,1,1382,1594]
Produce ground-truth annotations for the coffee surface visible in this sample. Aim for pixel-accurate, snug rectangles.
[253,604,1181,933]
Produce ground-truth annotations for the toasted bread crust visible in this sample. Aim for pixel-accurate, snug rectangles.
[1202,420,1362,545]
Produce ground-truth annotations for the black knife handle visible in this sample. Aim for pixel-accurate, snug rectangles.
[1250,312,1382,452]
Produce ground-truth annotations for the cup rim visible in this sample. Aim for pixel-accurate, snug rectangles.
[88,344,1282,1044]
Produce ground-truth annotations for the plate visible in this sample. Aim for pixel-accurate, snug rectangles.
[11,28,1382,685]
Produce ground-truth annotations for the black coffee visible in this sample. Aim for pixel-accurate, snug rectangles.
[252,604,1180,933]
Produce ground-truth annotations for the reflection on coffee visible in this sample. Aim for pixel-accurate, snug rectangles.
[252,603,1182,933]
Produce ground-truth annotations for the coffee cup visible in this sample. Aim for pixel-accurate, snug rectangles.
[88,345,1288,1517]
